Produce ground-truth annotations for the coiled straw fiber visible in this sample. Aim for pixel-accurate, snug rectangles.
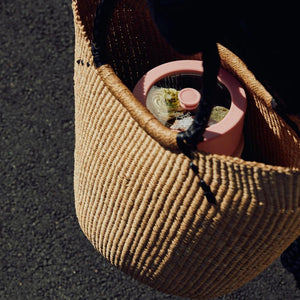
[72,0,300,298]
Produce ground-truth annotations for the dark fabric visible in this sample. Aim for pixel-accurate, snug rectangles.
[146,0,299,115]
[146,0,224,55]
[92,0,300,115]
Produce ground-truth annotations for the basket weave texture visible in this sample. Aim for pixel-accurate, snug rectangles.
[72,1,300,299]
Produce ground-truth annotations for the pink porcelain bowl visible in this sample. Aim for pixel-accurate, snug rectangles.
[133,60,247,156]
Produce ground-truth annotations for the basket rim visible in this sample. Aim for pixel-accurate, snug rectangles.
[97,64,300,174]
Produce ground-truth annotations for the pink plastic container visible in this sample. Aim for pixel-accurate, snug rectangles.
[133,60,247,156]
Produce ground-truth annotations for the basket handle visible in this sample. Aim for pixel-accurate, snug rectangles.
[91,0,220,159]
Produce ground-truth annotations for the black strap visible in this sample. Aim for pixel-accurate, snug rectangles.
[177,43,220,157]
[91,0,117,68]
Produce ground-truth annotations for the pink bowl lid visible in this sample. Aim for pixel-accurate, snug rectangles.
[178,88,201,110]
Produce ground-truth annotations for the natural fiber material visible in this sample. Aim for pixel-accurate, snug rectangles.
[72,0,300,299]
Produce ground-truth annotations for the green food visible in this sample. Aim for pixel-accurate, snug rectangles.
[162,88,180,110]
[209,106,229,124]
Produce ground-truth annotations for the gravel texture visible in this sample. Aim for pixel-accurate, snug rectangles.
[1,1,299,299]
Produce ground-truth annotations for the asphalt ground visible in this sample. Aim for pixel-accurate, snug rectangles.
[1,1,300,299]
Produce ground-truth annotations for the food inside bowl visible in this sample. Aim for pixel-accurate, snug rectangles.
[146,85,229,131]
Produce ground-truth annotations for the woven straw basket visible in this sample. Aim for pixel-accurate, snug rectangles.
[72,0,300,299]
